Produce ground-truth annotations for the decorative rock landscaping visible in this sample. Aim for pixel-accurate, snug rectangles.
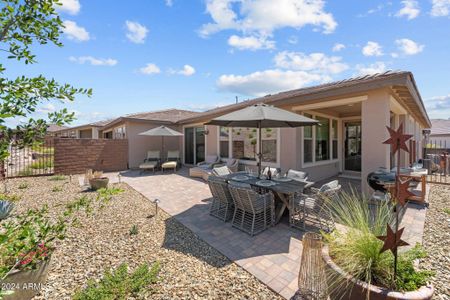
[4,176,281,299]
[420,184,450,299]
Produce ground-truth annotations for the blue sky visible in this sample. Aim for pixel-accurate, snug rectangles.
[7,0,450,126]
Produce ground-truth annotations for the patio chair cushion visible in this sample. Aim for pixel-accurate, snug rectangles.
[262,167,279,177]
[212,166,231,177]
[162,161,177,169]
[319,180,339,192]
[286,169,309,181]
[139,161,158,169]
[146,150,160,160]
[189,167,212,180]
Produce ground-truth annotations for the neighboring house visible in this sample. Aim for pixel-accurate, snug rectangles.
[428,119,450,149]
[46,124,69,137]
[55,119,113,139]
[100,109,200,168]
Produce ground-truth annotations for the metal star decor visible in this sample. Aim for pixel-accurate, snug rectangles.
[377,224,409,254]
[395,177,415,206]
[383,124,413,154]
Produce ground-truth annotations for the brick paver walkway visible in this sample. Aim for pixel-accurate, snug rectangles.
[93,168,428,299]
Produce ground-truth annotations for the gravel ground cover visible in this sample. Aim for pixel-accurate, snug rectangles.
[4,176,281,300]
[420,184,450,299]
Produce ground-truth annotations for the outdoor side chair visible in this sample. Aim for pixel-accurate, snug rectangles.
[228,183,275,236]
[289,180,341,232]
[285,169,309,182]
[262,166,280,177]
[214,158,239,173]
[207,176,235,222]
[197,155,220,169]
[139,150,161,174]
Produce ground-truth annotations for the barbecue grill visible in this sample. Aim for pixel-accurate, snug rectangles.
[367,169,396,192]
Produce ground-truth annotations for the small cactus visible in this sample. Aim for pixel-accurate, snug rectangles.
[0,200,14,220]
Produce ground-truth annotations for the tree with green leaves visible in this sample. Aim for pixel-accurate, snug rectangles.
[0,0,92,175]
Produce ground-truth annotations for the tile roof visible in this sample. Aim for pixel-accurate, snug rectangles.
[125,108,200,122]
[430,119,450,135]
[47,124,69,132]
[179,70,419,123]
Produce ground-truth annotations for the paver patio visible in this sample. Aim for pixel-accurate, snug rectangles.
[93,168,428,299]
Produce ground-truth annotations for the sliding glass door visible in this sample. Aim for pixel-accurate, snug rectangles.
[184,127,205,165]
[344,121,362,172]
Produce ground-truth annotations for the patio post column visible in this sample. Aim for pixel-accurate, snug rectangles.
[361,90,391,195]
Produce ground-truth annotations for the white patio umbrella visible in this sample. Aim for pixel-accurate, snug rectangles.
[138,125,183,161]
[205,103,319,176]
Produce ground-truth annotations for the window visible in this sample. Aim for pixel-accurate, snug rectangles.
[113,126,126,139]
[332,119,338,159]
[232,128,257,161]
[303,113,313,163]
[303,114,338,164]
[219,127,229,158]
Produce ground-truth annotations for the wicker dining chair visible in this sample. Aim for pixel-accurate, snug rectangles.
[289,181,341,232]
[212,165,232,177]
[207,176,235,222]
[228,184,275,236]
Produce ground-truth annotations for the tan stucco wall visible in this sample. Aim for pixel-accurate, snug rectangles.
[205,125,218,157]
[126,121,183,168]
[302,162,340,182]
[279,128,298,173]
[361,90,391,194]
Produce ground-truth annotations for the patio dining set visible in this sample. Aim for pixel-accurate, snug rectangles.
[205,163,342,236]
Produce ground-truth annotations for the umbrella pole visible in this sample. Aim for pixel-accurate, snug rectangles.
[162,136,164,163]
[258,121,262,178]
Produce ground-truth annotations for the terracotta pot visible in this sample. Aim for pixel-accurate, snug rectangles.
[322,245,434,300]
[2,258,51,300]
[89,177,109,190]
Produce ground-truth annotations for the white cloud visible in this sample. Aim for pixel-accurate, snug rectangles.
[395,38,424,55]
[139,63,161,75]
[217,69,326,97]
[274,51,349,74]
[228,34,275,50]
[287,36,298,44]
[170,65,196,76]
[362,41,383,56]
[431,0,450,17]
[424,94,450,118]
[69,56,118,66]
[165,0,173,6]
[63,20,90,42]
[56,0,81,15]
[199,0,337,39]
[125,21,148,44]
[332,43,345,52]
[38,103,56,113]
[355,62,387,76]
[395,0,420,19]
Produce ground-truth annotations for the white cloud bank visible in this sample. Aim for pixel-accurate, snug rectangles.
[431,0,450,17]
[332,43,345,52]
[362,41,383,56]
[274,51,348,74]
[125,21,149,44]
[395,0,420,20]
[228,35,275,51]
[69,56,118,66]
[169,65,196,76]
[63,20,90,41]
[56,0,81,15]
[395,38,424,55]
[424,94,450,118]
[355,62,387,76]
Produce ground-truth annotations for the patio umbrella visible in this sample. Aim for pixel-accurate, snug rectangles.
[138,125,183,161]
[205,103,319,176]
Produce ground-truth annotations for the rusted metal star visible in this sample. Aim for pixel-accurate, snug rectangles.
[395,177,415,206]
[383,124,413,154]
[377,224,409,254]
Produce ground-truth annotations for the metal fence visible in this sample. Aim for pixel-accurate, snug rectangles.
[5,138,55,178]
[422,139,450,185]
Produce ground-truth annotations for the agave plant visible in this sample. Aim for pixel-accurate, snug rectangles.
[0,200,14,220]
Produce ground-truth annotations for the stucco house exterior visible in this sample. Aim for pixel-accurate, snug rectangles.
[54,119,113,139]
[56,71,431,192]
[428,119,450,149]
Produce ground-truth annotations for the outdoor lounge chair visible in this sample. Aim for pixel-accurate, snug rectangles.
[207,176,234,222]
[197,155,220,169]
[228,183,275,236]
[139,150,161,173]
[289,180,341,232]
[162,150,180,173]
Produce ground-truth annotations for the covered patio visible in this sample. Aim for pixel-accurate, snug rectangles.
[98,168,426,299]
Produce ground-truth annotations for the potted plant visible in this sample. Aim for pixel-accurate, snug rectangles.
[0,206,66,300]
[88,170,109,191]
[321,191,434,300]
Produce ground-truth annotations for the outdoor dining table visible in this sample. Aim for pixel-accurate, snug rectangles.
[222,172,311,224]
